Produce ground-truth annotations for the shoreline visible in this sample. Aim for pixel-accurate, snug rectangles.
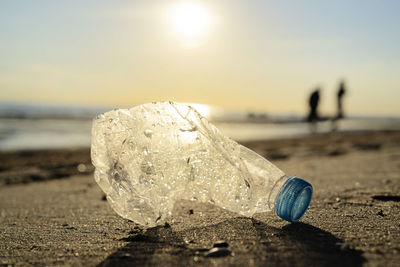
[1,130,398,186]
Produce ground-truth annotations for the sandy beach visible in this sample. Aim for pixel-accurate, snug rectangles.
[0,130,399,266]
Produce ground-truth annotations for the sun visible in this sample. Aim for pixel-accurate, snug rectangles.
[170,2,211,39]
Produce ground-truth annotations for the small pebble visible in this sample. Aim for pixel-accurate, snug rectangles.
[184,238,195,244]
[77,163,87,173]
[189,209,194,215]
[204,247,231,257]
[213,240,229,248]
[335,197,341,202]
[377,210,386,217]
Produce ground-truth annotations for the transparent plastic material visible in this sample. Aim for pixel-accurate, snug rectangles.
[91,102,312,227]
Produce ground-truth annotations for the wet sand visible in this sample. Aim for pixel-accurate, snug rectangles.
[0,131,399,266]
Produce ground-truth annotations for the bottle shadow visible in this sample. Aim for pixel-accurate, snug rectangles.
[252,219,366,266]
[98,218,365,266]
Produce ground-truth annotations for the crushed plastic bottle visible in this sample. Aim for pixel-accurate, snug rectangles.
[91,102,313,227]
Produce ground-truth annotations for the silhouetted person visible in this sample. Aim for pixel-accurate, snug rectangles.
[307,89,320,122]
[337,81,346,119]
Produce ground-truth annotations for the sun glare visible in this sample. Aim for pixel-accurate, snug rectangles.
[170,2,211,46]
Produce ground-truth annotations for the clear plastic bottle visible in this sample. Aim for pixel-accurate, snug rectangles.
[91,102,313,227]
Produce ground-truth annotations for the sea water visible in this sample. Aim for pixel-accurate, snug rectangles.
[0,104,399,151]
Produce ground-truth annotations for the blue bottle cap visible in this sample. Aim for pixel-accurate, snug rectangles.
[275,177,313,222]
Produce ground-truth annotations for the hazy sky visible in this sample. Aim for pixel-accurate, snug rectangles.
[1,0,399,116]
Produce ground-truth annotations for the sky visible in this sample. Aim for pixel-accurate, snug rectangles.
[1,0,399,116]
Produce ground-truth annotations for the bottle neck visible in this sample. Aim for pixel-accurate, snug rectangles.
[254,174,290,213]
[268,174,291,210]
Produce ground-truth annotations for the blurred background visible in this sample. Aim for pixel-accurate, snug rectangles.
[1,0,400,150]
